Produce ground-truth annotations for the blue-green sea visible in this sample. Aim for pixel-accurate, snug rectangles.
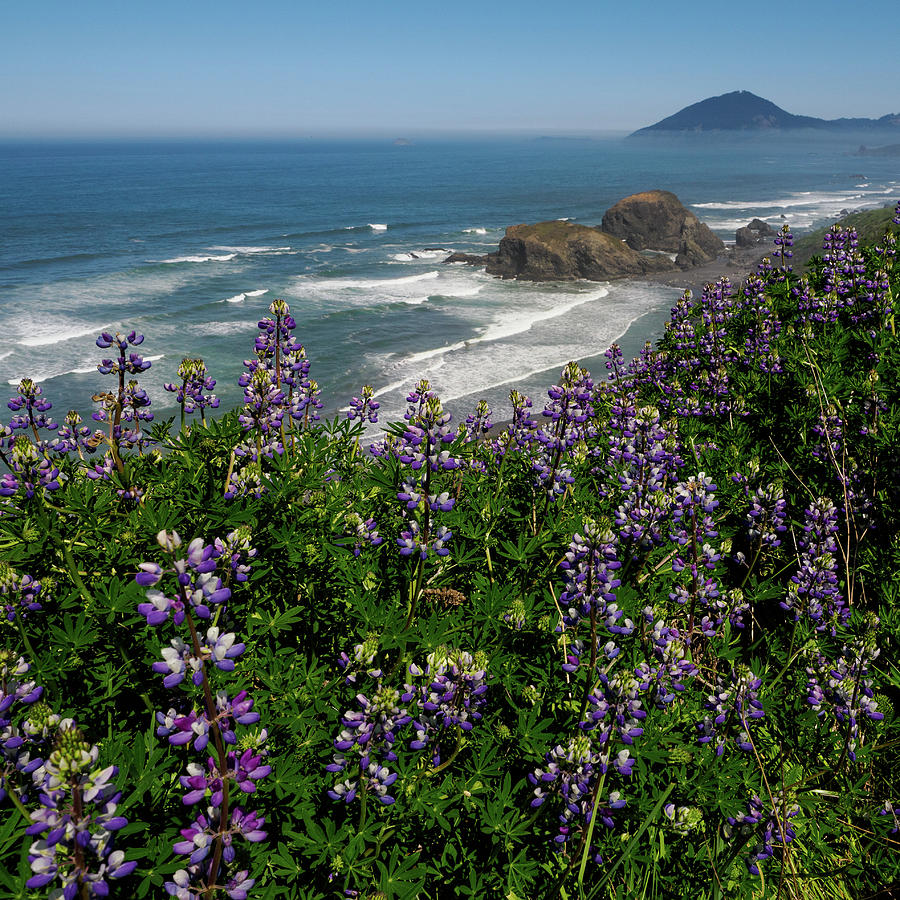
[1,133,897,427]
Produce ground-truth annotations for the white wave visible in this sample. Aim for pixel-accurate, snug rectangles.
[463,227,487,235]
[7,365,97,386]
[693,187,890,213]
[369,223,388,231]
[390,249,452,262]
[19,324,110,348]
[308,271,441,291]
[0,351,14,362]
[386,287,609,372]
[479,288,609,344]
[371,281,674,425]
[371,377,410,401]
[216,288,268,304]
[6,351,166,387]
[369,283,671,426]
[159,254,237,264]
[210,245,291,254]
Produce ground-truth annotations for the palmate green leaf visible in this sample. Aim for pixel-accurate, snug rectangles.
[247,604,309,638]
[375,844,426,900]
[268,842,312,880]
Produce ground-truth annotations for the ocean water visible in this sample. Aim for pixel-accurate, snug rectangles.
[1,133,897,429]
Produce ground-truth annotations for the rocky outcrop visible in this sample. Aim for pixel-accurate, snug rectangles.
[601,190,724,269]
[444,251,489,266]
[484,221,676,281]
[735,218,778,248]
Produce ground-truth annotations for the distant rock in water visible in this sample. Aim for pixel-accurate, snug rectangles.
[601,190,724,268]
[735,218,778,248]
[484,221,675,281]
[630,90,900,135]
[449,190,726,281]
[445,251,490,266]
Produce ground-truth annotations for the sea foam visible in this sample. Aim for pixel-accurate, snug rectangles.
[210,246,291,254]
[159,254,237,264]
[18,324,111,348]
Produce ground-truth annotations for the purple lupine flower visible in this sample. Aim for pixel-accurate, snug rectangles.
[746,481,787,550]
[390,390,459,563]
[805,615,883,762]
[879,801,900,834]
[50,410,97,458]
[1,436,62,502]
[606,404,680,552]
[491,389,537,460]
[92,329,154,467]
[772,223,793,273]
[7,378,56,444]
[557,521,629,677]
[238,367,286,438]
[527,734,627,859]
[724,795,799,875]
[668,472,725,637]
[581,670,647,747]
[347,385,380,424]
[461,399,492,442]
[327,678,413,806]
[340,512,383,557]
[336,633,383,685]
[405,648,489,766]
[136,530,270,899]
[634,614,697,708]
[212,528,258,583]
[244,300,318,433]
[26,721,136,896]
[529,362,593,501]
[784,497,846,631]
[223,463,264,501]
[165,358,219,428]
[696,665,765,756]
[0,565,44,623]
[0,652,46,806]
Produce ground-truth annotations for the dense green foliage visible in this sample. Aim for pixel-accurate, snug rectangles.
[1,214,899,900]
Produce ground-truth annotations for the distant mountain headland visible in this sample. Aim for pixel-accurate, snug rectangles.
[630,91,900,135]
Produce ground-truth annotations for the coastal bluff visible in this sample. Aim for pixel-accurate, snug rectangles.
[459,190,725,281]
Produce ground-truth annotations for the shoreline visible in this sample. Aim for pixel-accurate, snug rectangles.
[467,243,772,438]
[642,243,767,296]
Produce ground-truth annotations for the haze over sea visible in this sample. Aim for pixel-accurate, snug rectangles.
[2,133,897,428]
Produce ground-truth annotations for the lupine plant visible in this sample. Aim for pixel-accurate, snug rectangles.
[0,205,898,899]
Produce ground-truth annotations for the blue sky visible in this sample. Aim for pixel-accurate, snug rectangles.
[3,0,898,137]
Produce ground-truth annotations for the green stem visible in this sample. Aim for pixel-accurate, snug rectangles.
[6,785,31,822]
[576,768,607,894]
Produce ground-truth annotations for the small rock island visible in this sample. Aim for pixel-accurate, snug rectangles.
[451,190,726,282]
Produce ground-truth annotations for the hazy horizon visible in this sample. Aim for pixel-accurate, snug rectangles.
[4,0,899,140]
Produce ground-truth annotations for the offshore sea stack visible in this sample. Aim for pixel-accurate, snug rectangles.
[484,221,675,281]
[601,190,725,269]
[475,190,725,281]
